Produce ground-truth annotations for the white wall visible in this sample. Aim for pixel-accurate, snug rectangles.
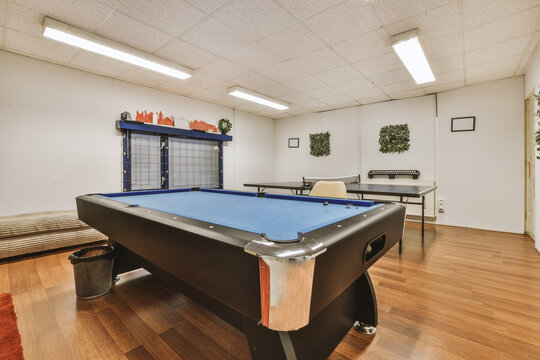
[276,78,524,233]
[275,107,361,181]
[0,50,275,216]
[525,45,540,251]
[437,77,524,233]
[359,96,436,180]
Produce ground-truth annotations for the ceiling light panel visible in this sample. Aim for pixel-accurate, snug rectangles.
[42,17,192,80]
[391,29,435,85]
[228,86,289,110]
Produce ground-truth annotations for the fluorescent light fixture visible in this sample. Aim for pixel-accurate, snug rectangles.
[228,86,289,110]
[42,17,192,80]
[391,29,435,85]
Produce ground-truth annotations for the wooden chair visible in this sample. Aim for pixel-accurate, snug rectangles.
[309,181,347,199]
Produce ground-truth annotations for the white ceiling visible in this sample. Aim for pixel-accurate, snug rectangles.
[1,0,539,119]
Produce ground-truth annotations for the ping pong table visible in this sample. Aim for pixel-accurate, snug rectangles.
[244,181,436,252]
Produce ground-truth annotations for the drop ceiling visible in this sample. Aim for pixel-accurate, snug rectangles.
[1,0,539,119]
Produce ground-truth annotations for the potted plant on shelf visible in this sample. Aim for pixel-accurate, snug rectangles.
[218,118,232,135]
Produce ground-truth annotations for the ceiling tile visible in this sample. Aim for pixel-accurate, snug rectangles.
[225,43,283,71]
[304,0,381,44]
[189,89,228,102]
[198,58,249,81]
[93,0,125,9]
[367,68,412,86]
[212,0,297,41]
[352,52,402,76]
[422,80,464,93]
[292,98,328,109]
[430,54,463,74]
[13,0,112,31]
[5,2,42,37]
[378,79,420,94]
[154,39,218,69]
[314,65,362,85]
[385,2,461,44]
[258,60,308,82]
[115,0,205,37]
[333,28,391,63]
[256,83,297,98]
[431,70,464,84]
[69,51,131,77]
[527,31,540,52]
[372,0,450,25]
[319,94,357,106]
[462,0,540,29]
[275,0,344,21]
[465,54,522,80]
[186,0,231,14]
[466,69,515,85]
[184,71,225,88]
[284,75,326,92]
[97,11,173,53]
[286,92,317,104]
[464,8,540,52]
[117,67,173,87]
[332,77,374,93]
[213,96,246,108]
[348,87,386,101]
[518,51,534,70]
[291,47,346,74]
[4,29,77,64]
[156,78,203,96]
[234,71,277,90]
[465,34,531,67]
[304,86,342,99]
[180,17,251,58]
[271,112,294,119]
[257,23,326,60]
[424,33,463,60]
[361,94,391,105]
[389,88,426,99]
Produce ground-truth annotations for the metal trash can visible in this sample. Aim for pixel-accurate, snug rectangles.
[68,245,114,300]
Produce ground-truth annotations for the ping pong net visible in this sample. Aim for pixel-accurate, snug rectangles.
[302,174,360,187]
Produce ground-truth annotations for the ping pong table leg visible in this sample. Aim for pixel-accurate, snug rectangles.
[422,196,425,237]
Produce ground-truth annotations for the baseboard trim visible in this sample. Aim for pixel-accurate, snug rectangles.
[406,215,436,223]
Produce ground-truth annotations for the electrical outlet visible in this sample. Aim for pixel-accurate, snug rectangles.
[438,197,444,213]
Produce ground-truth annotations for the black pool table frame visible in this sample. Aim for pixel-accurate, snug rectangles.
[77,189,406,360]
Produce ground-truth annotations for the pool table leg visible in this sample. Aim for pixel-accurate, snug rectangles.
[242,272,378,360]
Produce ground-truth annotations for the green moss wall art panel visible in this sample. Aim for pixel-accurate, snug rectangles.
[379,124,410,154]
[309,132,330,157]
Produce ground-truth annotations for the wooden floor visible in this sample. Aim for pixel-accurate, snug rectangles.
[1,222,539,360]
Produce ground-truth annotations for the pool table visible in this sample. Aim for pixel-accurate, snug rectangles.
[76,188,406,360]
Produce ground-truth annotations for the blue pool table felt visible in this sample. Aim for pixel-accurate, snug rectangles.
[105,191,380,241]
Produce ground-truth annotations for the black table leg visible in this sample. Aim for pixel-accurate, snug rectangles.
[422,195,425,237]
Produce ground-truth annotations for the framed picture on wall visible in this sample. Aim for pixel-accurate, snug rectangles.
[288,138,299,148]
[451,116,475,132]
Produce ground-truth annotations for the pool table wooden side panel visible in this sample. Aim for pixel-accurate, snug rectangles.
[310,204,405,320]
[76,196,262,321]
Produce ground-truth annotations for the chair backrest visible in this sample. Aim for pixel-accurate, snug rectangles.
[309,181,347,199]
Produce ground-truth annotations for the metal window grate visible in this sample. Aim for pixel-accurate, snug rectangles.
[130,133,161,190]
[169,137,220,189]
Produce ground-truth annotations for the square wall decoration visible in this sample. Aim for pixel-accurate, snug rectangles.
[310,132,330,157]
[379,124,410,154]
[288,138,299,148]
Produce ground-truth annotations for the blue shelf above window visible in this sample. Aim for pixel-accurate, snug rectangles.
[116,120,233,141]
